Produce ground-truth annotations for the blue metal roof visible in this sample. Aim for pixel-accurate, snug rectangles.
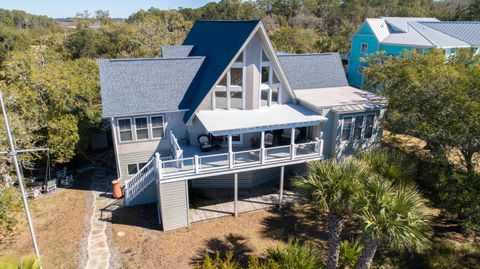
[278,53,348,89]
[179,20,260,122]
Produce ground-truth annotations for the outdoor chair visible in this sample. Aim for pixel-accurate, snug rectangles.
[43,179,57,193]
[60,174,74,187]
[198,134,213,152]
[281,128,300,143]
[265,133,274,147]
[27,187,41,199]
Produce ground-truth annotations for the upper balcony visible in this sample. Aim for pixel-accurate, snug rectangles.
[159,104,327,182]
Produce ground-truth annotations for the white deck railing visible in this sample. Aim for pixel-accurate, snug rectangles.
[124,157,157,206]
[158,139,324,180]
[169,130,183,160]
[124,138,324,205]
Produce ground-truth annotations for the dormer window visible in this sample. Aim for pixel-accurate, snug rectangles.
[213,50,245,110]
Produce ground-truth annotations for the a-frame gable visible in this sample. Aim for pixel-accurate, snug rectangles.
[185,21,296,124]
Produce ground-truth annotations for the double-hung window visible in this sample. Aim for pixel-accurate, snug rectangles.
[214,52,245,110]
[151,116,164,139]
[260,48,281,107]
[118,119,133,142]
[341,117,353,141]
[341,114,376,142]
[127,162,148,176]
[135,117,149,140]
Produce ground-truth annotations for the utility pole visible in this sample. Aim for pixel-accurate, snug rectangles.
[0,87,43,268]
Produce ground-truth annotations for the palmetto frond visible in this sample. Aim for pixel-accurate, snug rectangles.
[293,159,368,214]
[359,176,431,253]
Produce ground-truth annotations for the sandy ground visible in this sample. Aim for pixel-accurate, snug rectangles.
[108,202,328,269]
[0,171,93,269]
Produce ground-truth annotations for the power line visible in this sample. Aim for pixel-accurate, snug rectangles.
[0,87,43,268]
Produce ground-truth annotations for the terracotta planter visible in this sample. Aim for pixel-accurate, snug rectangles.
[112,180,123,199]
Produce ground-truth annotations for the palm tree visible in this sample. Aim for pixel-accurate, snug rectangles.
[355,176,430,269]
[293,159,368,269]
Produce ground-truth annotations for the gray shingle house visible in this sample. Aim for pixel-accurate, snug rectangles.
[99,20,387,231]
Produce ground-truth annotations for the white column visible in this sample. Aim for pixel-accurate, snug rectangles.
[194,155,200,173]
[234,173,238,217]
[279,166,284,208]
[260,131,265,164]
[290,128,296,160]
[228,135,234,168]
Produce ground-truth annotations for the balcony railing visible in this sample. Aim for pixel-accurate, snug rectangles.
[124,138,324,205]
[158,139,324,180]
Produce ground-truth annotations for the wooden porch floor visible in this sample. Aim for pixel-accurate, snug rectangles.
[189,187,301,223]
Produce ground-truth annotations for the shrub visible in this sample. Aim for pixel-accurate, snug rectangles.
[339,240,363,269]
[0,255,41,269]
[264,239,324,269]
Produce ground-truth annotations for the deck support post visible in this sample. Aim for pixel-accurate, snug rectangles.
[185,180,190,226]
[279,166,284,208]
[234,173,238,217]
[155,152,162,225]
[290,128,295,160]
[260,131,265,164]
[228,135,234,168]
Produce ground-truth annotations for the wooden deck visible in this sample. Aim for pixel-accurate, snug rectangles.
[189,187,301,223]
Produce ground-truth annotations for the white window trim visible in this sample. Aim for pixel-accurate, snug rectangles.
[117,118,133,143]
[259,46,282,107]
[361,42,368,54]
[213,51,246,110]
[134,116,149,141]
[341,113,377,142]
[127,163,139,175]
[341,116,353,141]
[150,115,165,139]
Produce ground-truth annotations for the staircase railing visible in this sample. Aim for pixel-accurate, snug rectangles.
[124,156,157,206]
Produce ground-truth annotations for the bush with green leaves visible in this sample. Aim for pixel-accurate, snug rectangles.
[0,255,40,269]
[338,240,363,269]
[0,187,22,238]
[264,239,324,269]
[435,171,480,233]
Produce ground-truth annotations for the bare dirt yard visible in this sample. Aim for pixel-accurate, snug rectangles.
[109,201,480,269]
[0,171,93,269]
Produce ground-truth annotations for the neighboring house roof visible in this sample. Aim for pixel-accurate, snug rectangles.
[196,104,327,136]
[278,53,348,90]
[365,18,390,42]
[363,17,479,48]
[99,57,204,118]
[381,17,439,32]
[179,20,261,122]
[161,45,194,58]
[420,21,480,46]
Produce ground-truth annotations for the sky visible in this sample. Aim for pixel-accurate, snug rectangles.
[0,0,216,18]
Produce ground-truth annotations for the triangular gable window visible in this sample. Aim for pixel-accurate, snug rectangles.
[234,51,244,64]
[272,70,280,84]
[262,50,269,62]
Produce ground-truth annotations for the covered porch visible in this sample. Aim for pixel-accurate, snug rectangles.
[158,104,327,179]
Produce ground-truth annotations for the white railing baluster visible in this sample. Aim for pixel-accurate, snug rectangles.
[194,155,200,174]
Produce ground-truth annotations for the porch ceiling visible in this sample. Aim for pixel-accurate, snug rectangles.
[195,104,327,136]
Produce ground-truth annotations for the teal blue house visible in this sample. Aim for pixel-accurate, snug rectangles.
[347,17,480,88]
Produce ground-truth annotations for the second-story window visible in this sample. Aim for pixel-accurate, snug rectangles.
[118,119,133,142]
[135,117,149,140]
[260,48,282,107]
[361,43,368,54]
[151,116,165,138]
[214,51,245,110]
